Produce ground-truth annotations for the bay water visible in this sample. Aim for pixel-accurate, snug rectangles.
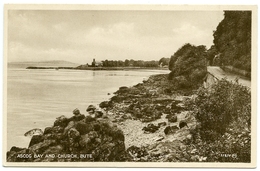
[7,68,169,149]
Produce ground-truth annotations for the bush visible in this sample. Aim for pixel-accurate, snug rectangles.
[168,43,207,88]
[193,79,251,139]
[186,78,251,162]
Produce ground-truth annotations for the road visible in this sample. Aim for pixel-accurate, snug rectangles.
[207,66,251,88]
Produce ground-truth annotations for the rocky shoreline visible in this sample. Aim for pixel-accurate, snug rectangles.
[7,73,205,162]
[99,74,199,162]
[7,74,250,162]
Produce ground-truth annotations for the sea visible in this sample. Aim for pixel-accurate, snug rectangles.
[6,68,169,150]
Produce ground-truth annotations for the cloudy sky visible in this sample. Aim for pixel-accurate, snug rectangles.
[8,10,224,64]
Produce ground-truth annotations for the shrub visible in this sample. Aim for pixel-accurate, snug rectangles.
[186,78,251,162]
[168,43,207,88]
[193,79,251,139]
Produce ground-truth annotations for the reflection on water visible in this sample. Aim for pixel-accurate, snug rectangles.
[7,68,169,149]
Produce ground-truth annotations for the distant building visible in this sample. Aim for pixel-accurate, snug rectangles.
[91,59,103,67]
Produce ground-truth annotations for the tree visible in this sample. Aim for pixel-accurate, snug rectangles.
[213,11,251,72]
[125,59,130,67]
[168,43,207,87]
[207,45,218,66]
[159,57,170,66]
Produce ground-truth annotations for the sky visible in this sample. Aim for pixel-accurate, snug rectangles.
[8,10,224,64]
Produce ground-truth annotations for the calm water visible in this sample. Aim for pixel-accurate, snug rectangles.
[7,68,169,149]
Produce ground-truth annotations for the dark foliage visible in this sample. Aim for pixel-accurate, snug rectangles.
[194,79,251,138]
[101,59,159,68]
[159,57,170,66]
[186,79,251,162]
[213,11,251,72]
[168,43,207,88]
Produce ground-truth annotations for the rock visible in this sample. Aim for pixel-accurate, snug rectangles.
[99,101,111,108]
[155,136,164,141]
[186,134,192,140]
[164,126,179,135]
[93,123,101,132]
[88,131,98,140]
[191,155,198,161]
[190,149,197,154]
[44,126,64,135]
[183,152,190,160]
[68,114,85,122]
[158,122,167,127]
[75,121,93,135]
[109,126,125,141]
[85,115,96,123]
[67,128,80,152]
[79,134,90,148]
[7,118,127,162]
[164,126,171,135]
[119,86,128,90]
[9,146,26,153]
[54,115,69,127]
[179,120,189,129]
[127,146,148,159]
[95,111,103,118]
[43,127,53,135]
[121,113,132,120]
[29,139,56,154]
[28,135,44,147]
[167,115,177,123]
[68,128,80,140]
[24,128,43,137]
[142,123,159,133]
[64,121,76,135]
[171,100,184,113]
[116,86,129,94]
[52,126,64,134]
[86,105,96,113]
[73,108,80,115]
[111,119,117,123]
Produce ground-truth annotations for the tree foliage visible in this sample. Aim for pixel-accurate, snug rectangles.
[186,79,251,162]
[101,59,159,67]
[168,43,207,88]
[213,11,251,72]
[159,57,170,66]
[206,45,218,66]
[192,79,251,139]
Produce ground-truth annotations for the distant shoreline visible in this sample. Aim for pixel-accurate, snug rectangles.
[26,66,169,71]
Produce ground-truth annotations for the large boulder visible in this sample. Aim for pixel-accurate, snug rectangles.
[99,101,111,109]
[29,135,44,147]
[54,115,69,127]
[86,105,96,113]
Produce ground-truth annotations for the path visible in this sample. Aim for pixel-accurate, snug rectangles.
[207,66,251,88]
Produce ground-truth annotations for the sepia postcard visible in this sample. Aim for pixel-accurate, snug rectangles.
[3,4,257,167]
